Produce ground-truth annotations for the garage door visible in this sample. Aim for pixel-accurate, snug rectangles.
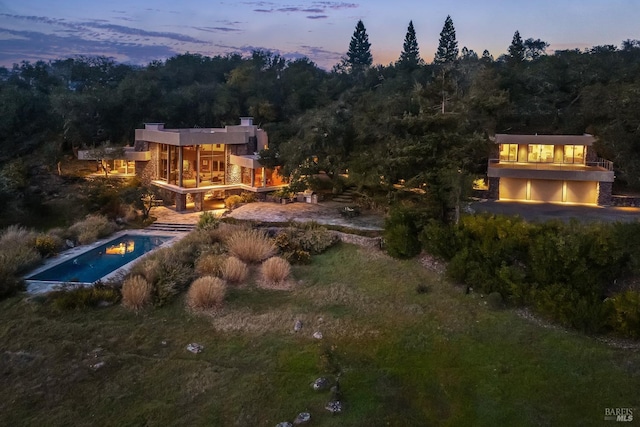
[566,181,597,204]
[499,178,527,200]
[530,179,563,202]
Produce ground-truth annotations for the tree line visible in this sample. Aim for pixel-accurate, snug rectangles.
[1,16,640,219]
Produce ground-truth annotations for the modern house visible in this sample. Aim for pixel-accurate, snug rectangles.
[487,134,614,205]
[78,117,286,211]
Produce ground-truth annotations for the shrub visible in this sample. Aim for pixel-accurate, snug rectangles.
[195,254,226,277]
[260,256,291,286]
[121,275,152,311]
[291,225,338,254]
[239,192,256,203]
[197,211,220,230]
[225,228,276,263]
[68,214,117,245]
[486,292,505,310]
[186,276,226,310]
[35,233,62,257]
[0,225,41,278]
[221,256,249,284]
[225,195,243,210]
[607,290,640,338]
[384,208,422,259]
[283,249,312,265]
[49,285,120,311]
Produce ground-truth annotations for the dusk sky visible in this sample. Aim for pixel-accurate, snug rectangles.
[1,1,639,69]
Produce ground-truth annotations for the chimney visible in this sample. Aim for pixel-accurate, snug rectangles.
[145,123,165,131]
[240,117,254,126]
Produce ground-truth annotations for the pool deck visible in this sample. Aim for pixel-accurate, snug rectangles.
[24,229,184,295]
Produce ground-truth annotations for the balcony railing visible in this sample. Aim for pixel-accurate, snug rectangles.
[488,158,613,171]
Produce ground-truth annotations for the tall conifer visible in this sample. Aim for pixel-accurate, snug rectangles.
[434,15,458,64]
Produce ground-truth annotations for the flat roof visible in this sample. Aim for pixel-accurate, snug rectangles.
[495,134,596,146]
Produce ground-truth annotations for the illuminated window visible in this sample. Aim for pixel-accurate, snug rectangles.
[499,144,518,162]
[564,145,584,164]
[528,144,554,163]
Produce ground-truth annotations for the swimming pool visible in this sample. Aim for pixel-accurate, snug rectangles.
[27,234,172,284]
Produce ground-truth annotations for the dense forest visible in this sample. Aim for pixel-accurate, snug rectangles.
[2,17,640,223]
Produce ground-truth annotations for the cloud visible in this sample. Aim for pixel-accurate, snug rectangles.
[307,15,328,20]
[248,1,357,14]
[193,26,242,33]
[0,28,177,66]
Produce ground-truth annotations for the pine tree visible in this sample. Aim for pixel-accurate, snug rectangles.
[346,20,372,72]
[434,15,458,64]
[508,31,525,63]
[397,21,421,70]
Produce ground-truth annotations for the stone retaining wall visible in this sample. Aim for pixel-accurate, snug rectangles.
[610,195,640,207]
[332,231,382,249]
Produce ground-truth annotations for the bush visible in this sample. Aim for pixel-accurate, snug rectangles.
[607,290,640,338]
[283,249,312,265]
[195,254,226,277]
[292,224,338,254]
[225,195,243,210]
[239,192,257,203]
[225,228,276,263]
[0,225,41,277]
[260,256,291,286]
[383,208,422,259]
[121,275,152,311]
[186,276,226,310]
[486,292,505,310]
[35,233,62,257]
[49,285,120,311]
[221,256,249,284]
[197,211,220,230]
[68,214,117,245]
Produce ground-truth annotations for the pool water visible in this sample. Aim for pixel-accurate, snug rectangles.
[28,234,171,283]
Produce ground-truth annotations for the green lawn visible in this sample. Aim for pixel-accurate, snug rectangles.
[1,243,639,426]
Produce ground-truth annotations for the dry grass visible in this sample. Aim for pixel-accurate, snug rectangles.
[221,256,249,284]
[225,228,276,263]
[121,275,152,311]
[259,257,291,288]
[186,276,227,310]
[0,225,41,274]
[195,254,226,277]
[68,214,116,245]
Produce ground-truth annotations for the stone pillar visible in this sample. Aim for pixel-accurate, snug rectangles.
[488,177,500,200]
[597,181,613,206]
[175,193,187,212]
[194,193,204,211]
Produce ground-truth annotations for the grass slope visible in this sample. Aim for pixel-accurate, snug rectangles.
[1,243,639,426]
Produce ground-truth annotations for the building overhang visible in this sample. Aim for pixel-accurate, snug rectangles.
[494,134,596,146]
[229,154,263,169]
[488,165,614,182]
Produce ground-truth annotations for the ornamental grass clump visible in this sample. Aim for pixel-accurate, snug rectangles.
[121,275,152,311]
[260,256,291,287]
[68,214,117,245]
[195,254,226,277]
[221,256,249,284]
[225,228,276,263]
[186,276,226,310]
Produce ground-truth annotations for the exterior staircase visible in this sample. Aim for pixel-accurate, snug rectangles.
[332,186,357,204]
[146,222,196,232]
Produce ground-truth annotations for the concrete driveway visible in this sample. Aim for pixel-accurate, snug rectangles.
[470,200,640,223]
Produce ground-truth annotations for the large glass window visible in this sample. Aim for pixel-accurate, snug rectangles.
[528,144,554,163]
[499,144,518,162]
[168,146,179,185]
[159,145,168,181]
[563,145,584,164]
[199,144,225,185]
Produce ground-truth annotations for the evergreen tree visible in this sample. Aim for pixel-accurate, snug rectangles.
[508,31,525,63]
[397,21,421,70]
[434,15,459,64]
[346,20,372,73]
